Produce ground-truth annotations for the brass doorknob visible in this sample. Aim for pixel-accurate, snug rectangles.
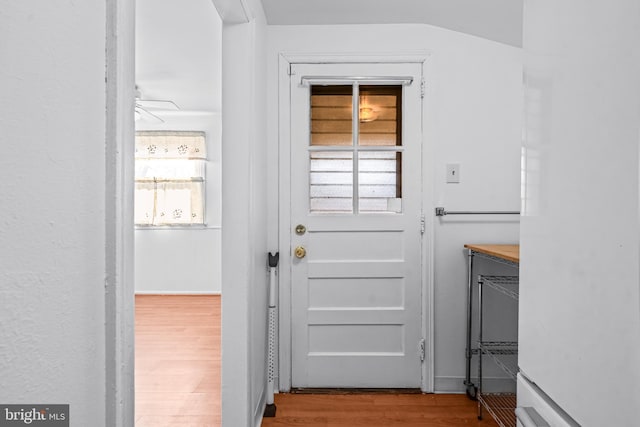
[294,246,306,259]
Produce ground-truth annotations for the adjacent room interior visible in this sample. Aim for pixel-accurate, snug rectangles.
[133,1,223,425]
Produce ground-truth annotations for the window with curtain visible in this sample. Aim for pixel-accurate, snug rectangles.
[134,131,207,226]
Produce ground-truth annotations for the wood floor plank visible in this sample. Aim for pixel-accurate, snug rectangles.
[136,415,220,427]
[135,295,220,427]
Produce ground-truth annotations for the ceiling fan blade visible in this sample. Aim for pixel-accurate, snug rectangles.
[135,105,165,123]
[136,99,180,110]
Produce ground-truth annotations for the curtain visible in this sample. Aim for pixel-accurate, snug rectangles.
[135,131,206,159]
[134,131,207,226]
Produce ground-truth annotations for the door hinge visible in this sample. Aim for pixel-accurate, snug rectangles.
[420,79,425,98]
[419,339,426,362]
[288,64,294,76]
[420,214,426,234]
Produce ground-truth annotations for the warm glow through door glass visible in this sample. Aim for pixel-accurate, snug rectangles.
[358,86,401,146]
[309,84,403,214]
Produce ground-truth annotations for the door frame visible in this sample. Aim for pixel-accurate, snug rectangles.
[277,52,435,393]
[105,0,135,425]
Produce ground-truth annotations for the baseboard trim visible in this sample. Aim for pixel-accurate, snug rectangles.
[134,291,221,295]
[434,376,516,394]
[290,388,422,395]
[254,386,266,427]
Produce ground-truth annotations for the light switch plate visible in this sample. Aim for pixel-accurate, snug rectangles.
[446,163,460,183]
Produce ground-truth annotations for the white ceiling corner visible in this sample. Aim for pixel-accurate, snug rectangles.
[260,0,523,47]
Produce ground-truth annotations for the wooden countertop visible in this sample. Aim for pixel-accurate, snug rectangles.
[464,244,520,263]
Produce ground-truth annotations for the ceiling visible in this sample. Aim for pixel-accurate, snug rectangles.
[136,0,222,115]
[134,0,523,118]
[261,0,524,47]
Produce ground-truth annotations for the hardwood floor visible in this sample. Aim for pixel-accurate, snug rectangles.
[135,295,500,427]
[261,393,500,427]
[135,295,220,427]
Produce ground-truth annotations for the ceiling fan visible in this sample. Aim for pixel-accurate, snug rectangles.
[135,85,180,123]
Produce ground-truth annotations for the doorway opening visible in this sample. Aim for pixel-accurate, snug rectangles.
[133,0,223,425]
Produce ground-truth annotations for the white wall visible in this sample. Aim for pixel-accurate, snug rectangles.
[134,0,222,294]
[0,1,111,425]
[217,0,270,425]
[249,14,270,423]
[266,24,523,392]
[519,1,640,425]
[134,115,222,293]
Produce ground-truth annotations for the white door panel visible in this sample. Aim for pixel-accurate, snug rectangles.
[290,62,423,388]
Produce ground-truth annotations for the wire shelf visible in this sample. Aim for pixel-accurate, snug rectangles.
[479,393,516,427]
[480,275,519,301]
[472,251,519,268]
[479,341,518,380]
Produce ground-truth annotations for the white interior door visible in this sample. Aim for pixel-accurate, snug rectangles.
[290,62,424,388]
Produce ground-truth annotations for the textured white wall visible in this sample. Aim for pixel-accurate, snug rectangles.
[519,1,640,424]
[267,24,523,392]
[249,12,270,427]
[0,1,108,425]
[218,0,270,425]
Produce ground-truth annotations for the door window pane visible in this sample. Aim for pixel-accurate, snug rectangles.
[308,84,403,214]
[311,86,353,146]
[359,151,402,213]
[310,151,353,213]
[359,85,402,146]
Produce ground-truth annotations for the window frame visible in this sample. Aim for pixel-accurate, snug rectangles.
[309,84,404,214]
[134,131,208,228]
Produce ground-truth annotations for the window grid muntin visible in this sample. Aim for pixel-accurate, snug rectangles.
[309,83,403,214]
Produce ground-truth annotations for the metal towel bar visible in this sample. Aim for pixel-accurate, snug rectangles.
[435,207,520,217]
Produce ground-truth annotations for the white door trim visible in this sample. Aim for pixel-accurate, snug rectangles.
[277,52,435,392]
[105,0,135,425]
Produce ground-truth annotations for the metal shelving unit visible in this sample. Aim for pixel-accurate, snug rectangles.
[477,275,519,427]
[463,248,519,401]
[478,393,517,427]
[481,275,519,301]
[479,341,518,380]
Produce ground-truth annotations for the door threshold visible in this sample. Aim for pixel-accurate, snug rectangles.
[290,388,423,395]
